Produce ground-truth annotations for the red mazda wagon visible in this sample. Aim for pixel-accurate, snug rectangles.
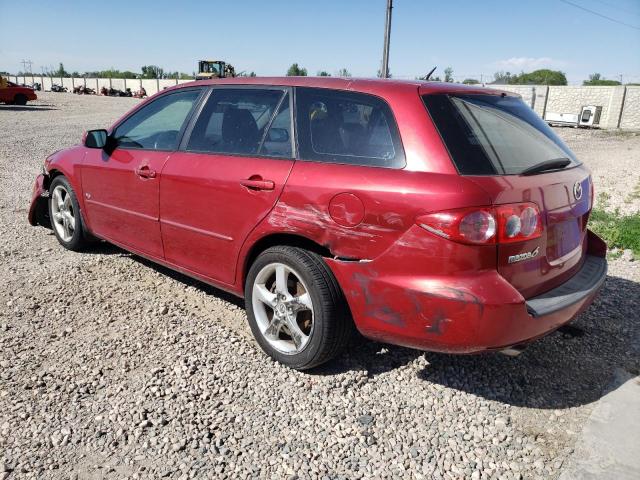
[29,77,607,369]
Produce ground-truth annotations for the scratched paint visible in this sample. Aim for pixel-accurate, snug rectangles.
[267,201,398,259]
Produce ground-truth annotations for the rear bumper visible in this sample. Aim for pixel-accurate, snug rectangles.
[526,254,607,317]
[326,228,607,354]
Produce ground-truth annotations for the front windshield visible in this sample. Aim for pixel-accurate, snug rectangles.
[423,94,579,175]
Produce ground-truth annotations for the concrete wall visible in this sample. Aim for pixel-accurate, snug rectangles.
[42,76,53,92]
[110,78,125,91]
[546,86,625,129]
[7,74,640,129]
[485,84,549,117]
[485,84,636,129]
[141,79,160,96]
[97,78,111,91]
[158,79,177,91]
[620,87,640,130]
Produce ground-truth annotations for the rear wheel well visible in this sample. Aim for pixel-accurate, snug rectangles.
[243,234,332,286]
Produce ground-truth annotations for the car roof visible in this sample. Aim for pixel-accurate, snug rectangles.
[172,76,515,97]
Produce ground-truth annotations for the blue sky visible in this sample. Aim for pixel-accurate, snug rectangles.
[1,0,639,84]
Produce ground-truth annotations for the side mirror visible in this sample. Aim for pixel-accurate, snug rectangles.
[267,127,290,143]
[84,129,108,149]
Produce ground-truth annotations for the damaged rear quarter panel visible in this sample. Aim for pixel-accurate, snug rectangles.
[258,161,492,261]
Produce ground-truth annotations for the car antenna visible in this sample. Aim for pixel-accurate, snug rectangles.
[425,66,437,80]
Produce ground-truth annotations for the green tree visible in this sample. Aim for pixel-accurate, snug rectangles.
[286,63,307,76]
[511,69,567,85]
[54,63,68,77]
[444,67,454,82]
[493,71,513,84]
[165,71,194,80]
[141,65,164,79]
[317,70,331,76]
[83,69,139,79]
[583,73,621,86]
[337,68,351,77]
[462,78,480,85]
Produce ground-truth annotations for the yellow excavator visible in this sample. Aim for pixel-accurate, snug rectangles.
[195,60,236,80]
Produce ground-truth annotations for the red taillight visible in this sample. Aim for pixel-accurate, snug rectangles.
[494,203,543,244]
[416,203,543,245]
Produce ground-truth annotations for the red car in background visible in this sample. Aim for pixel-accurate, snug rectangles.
[28,77,607,370]
[0,81,37,105]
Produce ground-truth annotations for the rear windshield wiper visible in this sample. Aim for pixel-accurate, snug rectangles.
[521,158,572,176]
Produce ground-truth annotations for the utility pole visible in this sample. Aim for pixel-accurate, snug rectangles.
[381,0,393,78]
[20,59,33,74]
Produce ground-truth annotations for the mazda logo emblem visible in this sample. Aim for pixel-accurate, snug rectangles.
[573,181,583,201]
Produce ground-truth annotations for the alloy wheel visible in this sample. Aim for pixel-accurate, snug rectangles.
[51,185,75,242]
[252,262,314,354]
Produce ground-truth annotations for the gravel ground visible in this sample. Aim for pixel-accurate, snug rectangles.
[555,128,640,213]
[1,93,639,480]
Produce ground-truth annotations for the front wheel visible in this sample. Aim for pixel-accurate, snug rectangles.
[14,94,27,105]
[245,246,353,370]
[48,176,90,251]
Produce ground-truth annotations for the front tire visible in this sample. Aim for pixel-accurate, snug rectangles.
[245,246,353,370]
[48,176,89,251]
[14,94,27,106]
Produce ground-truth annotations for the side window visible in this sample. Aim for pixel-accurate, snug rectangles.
[186,88,289,156]
[258,93,292,158]
[296,87,405,168]
[113,89,201,151]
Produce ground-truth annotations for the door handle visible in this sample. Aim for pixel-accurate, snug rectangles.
[240,178,275,191]
[135,166,156,178]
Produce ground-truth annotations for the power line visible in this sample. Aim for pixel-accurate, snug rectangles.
[559,0,640,30]
[589,0,640,17]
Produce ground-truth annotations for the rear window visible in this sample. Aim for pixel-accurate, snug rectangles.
[423,94,579,175]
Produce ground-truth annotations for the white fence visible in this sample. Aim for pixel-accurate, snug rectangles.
[8,75,194,96]
[7,75,640,130]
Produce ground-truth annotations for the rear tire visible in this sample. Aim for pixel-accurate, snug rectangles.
[14,94,27,106]
[245,246,353,370]
[48,176,90,251]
